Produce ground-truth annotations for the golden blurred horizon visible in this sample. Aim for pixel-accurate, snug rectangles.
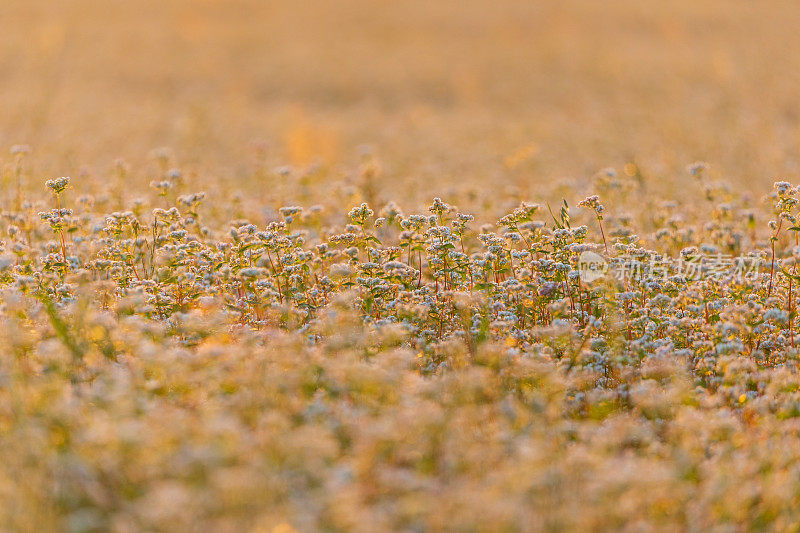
[4,0,800,198]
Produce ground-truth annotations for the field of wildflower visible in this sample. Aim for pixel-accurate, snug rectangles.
[6,0,800,531]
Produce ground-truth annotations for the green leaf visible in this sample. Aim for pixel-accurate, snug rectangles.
[546,202,563,230]
[781,268,800,281]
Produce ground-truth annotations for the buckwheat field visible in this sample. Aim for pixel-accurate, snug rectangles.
[6,1,800,531]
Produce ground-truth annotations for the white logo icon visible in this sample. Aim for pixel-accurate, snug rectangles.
[578,251,608,282]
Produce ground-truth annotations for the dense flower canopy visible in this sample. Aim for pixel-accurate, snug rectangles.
[3,153,800,530]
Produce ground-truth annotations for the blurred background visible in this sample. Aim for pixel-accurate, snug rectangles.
[3,0,800,203]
